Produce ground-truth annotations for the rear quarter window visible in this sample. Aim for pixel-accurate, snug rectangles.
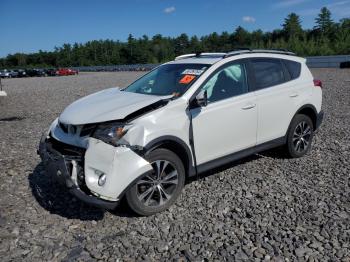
[251,58,285,90]
[283,60,301,80]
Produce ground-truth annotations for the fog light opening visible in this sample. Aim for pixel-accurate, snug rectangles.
[98,173,106,186]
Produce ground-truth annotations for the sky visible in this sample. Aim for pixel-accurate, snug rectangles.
[1,0,349,57]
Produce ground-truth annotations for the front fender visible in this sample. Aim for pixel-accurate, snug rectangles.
[84,138,153,201]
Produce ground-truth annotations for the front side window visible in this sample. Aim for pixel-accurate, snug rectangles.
[251,59,285,89]
[124,63,209,96]
[201,63,248,103]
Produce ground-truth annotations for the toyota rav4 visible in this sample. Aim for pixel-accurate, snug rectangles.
[38,49,323,216]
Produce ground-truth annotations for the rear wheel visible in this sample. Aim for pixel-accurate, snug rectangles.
[125,148,185,216]
[286,114,314,158]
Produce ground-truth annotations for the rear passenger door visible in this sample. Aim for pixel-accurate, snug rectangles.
[249,58,298,144]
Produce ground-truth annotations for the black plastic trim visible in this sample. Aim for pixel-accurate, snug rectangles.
[144,135,196,177]
[295,104,317,115]
[68,187,119,210]
[38,136,119,210]
[196,137,286,174]
[315,110,324,130]
[294,104,319,129]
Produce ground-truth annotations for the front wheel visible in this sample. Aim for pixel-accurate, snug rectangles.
[125,148,185,216]
[286,114,314,158]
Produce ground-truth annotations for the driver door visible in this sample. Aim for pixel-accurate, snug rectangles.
[190,61,257,165]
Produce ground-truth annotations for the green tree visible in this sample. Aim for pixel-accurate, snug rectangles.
[282,13,303,39]
[314,7,334,36]
[1,11,350,69]
[233,26,251,47]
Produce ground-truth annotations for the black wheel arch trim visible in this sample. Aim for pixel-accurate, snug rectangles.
[143,135,196,177]
[117,139,195,200]
[296,104,318,116]
[287,104,320,134]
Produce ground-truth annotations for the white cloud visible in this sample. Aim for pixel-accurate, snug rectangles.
[164,6,176,14]
[327,0,350,8]
[242,16,256,23]
[272,0,310,9]
[299,0,350,16]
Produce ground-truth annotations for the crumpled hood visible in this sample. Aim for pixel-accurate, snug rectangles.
[59,88,169,125]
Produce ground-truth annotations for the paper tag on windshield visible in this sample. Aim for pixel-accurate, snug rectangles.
[179,75,196,84]
[181,69,204,76]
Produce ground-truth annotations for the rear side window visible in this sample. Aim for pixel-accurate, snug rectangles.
[251,58,285,89]
[283,60,301,80]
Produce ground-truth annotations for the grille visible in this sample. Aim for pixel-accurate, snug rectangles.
[80,124,96,137]
[59,122,68,133]
[58,121,95,137]
[48,137,85,157]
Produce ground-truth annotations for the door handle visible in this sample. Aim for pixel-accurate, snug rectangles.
[289,93,299,98]
[241,103,256,110]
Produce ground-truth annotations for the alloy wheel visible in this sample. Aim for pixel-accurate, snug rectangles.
[136,160,179,207]
[292,121,312,153]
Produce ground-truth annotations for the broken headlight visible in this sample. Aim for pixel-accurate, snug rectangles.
[92,122,130,146]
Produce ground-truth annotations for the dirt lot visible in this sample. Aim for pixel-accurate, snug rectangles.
[0,69,349,261]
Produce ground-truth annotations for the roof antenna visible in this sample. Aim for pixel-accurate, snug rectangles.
[195,51,202,57]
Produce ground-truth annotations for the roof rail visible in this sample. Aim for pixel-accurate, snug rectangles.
[175,49,296,61]
[174,52,227,61]
[174,54,197,60]
[223,48,296,58]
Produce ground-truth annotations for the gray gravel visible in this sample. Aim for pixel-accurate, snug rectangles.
[0,69,349,261]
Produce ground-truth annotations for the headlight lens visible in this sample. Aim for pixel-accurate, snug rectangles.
[92,122,130,146]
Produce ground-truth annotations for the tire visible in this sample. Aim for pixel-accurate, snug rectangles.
[125,148,185,216]
[286,114,314,158]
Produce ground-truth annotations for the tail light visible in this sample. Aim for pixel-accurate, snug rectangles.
[313,79,322,88]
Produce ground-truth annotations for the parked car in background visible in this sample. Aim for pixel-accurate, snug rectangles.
[25,69,46,77]
[36,69,47,77]
[0,69,18,78]
[0,70,11,78]
[14,69,27,77]
[56,68,78,76]
[10,70,18,78]
[25,69,39,77]
[45,68,57,76]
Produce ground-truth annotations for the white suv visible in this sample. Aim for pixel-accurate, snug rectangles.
[38,49,323,215]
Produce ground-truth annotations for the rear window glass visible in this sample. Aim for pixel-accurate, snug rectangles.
[284,60,301,80]
[251,59,285,89]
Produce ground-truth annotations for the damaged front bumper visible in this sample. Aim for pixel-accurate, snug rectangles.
[38,133,153,210]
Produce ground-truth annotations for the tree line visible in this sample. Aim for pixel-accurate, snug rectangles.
[1,7,349,69]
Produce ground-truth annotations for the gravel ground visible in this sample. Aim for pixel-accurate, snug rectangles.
[0,69,349,261]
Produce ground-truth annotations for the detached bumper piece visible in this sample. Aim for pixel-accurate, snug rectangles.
[38,134,119,210]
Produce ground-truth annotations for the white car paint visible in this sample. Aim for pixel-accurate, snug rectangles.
[59,88,171,125]
[191,92,257,164]
[255,61,316,144]
[44,51,322,206]
[85,138,153,201]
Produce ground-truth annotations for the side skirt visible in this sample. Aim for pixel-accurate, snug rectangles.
[196,137,286,174]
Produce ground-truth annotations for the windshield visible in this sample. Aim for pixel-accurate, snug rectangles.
[124,63,209,96]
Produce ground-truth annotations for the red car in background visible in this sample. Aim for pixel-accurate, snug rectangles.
[56,68,79,76]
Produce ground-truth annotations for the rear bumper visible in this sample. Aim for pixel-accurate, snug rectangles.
[315,110,324,130]
[38,134,119,210]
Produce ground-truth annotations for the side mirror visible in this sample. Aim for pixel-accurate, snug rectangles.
[196,90,208,107]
